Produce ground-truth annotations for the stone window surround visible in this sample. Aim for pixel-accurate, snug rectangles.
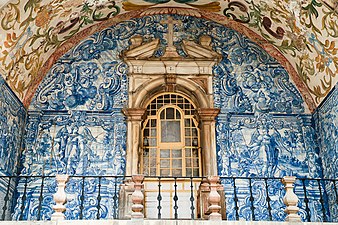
[123,75,220,177]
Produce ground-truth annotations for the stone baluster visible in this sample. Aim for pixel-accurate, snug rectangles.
[51,174,69,220]
[131,175,144,220]
[282,176,301,222]
[207,176,222,221]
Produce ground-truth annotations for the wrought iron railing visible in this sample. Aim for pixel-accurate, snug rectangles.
[0,175,337,222]
[295,178,338,222]
[219,176,285,221]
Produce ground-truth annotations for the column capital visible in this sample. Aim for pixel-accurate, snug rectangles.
[122,108,147,121]
[197,108,220,121]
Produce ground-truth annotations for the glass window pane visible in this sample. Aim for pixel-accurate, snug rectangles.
[151,119,156,127]
[161,169,170,176]
[192,128,197,136]
[161,121,181,142]
[143,168,149,176]
[143,158,149,165]
[149,138,156,146]
[166,108,174,119]
[160,159,170,168]
[186,158,191,167]
[193,169,199,176]
[185,148,191,157]
[193,158,199,167]
[176,110,181,119]
[172,169,182,176]
[185,138,191,146]
[144,129,149,136]
[164,95,170,102]
[150,168,156,175]
[150,158,156,167]
[172,159,182,168]
[186,168,192,177]
[172,149,182,158]
[150,148,156,156]
[192,148,198,157]
[143,148,149,156]
[157,103,163,109]
[160,149,170,157]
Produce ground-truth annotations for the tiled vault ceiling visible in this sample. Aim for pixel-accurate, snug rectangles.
[0,0,337,111]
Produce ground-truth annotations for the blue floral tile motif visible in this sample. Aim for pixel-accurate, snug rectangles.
[221,177,286,221]
[30,61,128,111]
[12,177,57,220]
[315,85,338,179]
[0,77,26,220]
[314,84,338,222]
[64,177,123,220]
[0,77,26,176]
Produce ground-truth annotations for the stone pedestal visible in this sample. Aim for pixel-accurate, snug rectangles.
[282,176,301,222]
[197,177,226,220]
[119,178,135,219]
[131,175,145,220]
[207,176,222,221]
[51,174,69,221]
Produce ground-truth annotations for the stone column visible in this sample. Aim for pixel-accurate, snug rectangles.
[122,108,146,176]
[282,176,301,222]
[207,176,222,221]
[51,174,69,221]
[197,108,220,176]
[131,175,144,220]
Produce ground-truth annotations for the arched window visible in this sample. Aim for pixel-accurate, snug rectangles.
[141,93,201,176]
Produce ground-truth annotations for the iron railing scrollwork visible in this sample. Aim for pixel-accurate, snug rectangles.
[0,175,336,222]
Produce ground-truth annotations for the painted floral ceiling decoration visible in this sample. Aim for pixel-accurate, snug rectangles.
[0,0,337,110]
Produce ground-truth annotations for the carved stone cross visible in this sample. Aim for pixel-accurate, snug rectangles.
[161,16,182,58]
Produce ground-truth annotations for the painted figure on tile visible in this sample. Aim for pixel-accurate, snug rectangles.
[112,146,124,175]
[36,132,51,162]
[65,125,85,174]
[54,126,69,166]
[75,127,96,174]
[249,123,278,176]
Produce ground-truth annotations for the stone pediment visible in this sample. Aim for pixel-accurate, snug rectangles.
[123,35,222,75]
[124,36,160,60]
[182,36,221,60]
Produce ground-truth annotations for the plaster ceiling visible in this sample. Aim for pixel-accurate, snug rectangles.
[0,1,7,8]
[0,0,337,111]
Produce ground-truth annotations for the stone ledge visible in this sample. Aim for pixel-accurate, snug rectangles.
[0,221,337,225]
